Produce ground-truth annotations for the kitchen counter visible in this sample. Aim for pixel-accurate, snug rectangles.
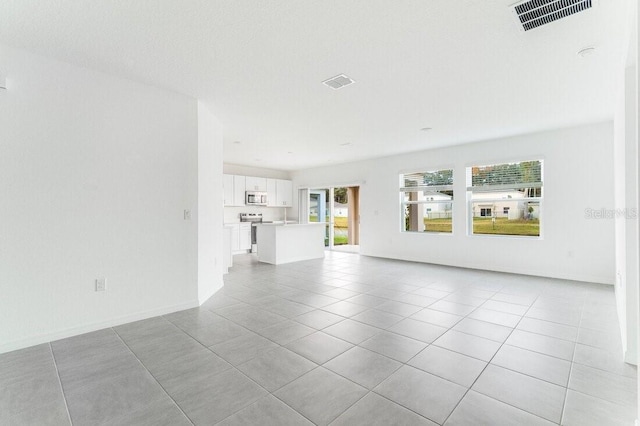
[255,222,325,265]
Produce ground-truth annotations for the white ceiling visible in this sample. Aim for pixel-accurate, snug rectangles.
[0,1,632,171]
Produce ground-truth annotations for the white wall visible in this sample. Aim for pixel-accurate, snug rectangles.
[223,163,290,180]
[613,2,639,367]
[223,163,292,223]
[198,102,224,303]
[0,45,202,353]
[292,123,615,284]
[614,64,638,365]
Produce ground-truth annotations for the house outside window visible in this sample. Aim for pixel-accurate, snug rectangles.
[467,160,543,237]
[401,169,453,233]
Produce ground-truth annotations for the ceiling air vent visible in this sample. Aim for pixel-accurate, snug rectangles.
[511,0,594,32]
[322,74,355,90]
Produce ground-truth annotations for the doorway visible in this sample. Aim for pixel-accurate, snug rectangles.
[308,186,360,252]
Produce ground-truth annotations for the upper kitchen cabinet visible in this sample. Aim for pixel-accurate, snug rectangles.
[223,174,247,206]
[276,179,293,207]
[233,175,246,206]
[223,174,234,206]
[266,178,277,207]
[245,176,267,192]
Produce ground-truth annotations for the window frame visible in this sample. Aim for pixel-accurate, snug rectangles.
[400,168,455,235]
[466,159,544,239]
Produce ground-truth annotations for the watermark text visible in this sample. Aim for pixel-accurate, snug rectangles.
[585,208,637,220]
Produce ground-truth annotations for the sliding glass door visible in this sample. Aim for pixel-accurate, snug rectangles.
[308,186,359,251]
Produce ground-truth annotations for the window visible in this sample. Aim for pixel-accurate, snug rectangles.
[467,160,542,237]
[401,169,453,233]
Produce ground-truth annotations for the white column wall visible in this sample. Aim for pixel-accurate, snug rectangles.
[197,102,224,303]
[0,45,202,353]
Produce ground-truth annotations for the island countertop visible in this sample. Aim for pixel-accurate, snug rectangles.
[255,222,325,265]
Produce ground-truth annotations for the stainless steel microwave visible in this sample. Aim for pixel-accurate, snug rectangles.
[246,191,268,206]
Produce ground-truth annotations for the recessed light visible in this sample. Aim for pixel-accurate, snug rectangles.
[577,47,596,58]
[420,127,433,132]
[340,142,352,147]
[233,141,241,144]
[287,151,293,154]
[254,158,261,162]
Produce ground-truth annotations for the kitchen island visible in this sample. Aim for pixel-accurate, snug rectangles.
[255,223,326,265]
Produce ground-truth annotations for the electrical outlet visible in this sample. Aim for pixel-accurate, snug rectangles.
[184,209,192,220]
[96,278,106,292]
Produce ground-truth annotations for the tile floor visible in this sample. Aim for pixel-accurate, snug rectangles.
[1,252,637,425]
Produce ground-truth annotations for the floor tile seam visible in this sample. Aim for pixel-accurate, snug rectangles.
[570,355,637,380]
[441,291,554,425]
[211,362,315,424]
[473,302,529,317]
[170,317,263,350]
[562,387,638,412]
[322,354,403,391]
[571,361,638,390]
[514,324,579,344]
[288,339,355,366]
[519,313,581,329]
[484,357,570,389]
[111,327,196,426]
[344,313,404,331]
[47,342,73,426]
[499,342,576,364]
[449,321,513,343]
[369,377,465,425]
[459,370,564,425]
[322,322,387,345]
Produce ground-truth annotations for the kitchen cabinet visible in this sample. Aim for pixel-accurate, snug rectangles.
[233,175,246,206]
[223,226,233,273]
[245,176,267,192]
[266,178,277,207]
[239,223,251,250]
[226,223,252,253]
[223,174,292,208]
[223,174,234,206]
[229,224,240,251]
[223,174,247,206]
[276,179,293,207]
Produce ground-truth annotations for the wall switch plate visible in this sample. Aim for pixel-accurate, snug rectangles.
[184,209,192,220]
[96,278,106,292]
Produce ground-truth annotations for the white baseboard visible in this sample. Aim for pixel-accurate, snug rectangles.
[0,299,200,355]
[198,281,224,305]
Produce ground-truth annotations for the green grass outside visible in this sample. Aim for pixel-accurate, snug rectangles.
[473,217,539,236]
[310,215,350,245]
[422,218,452,233]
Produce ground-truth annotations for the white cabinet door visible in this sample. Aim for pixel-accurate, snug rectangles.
[223,174,234,206]
[266,178,277,207]
[233,175,246,206]
[239,223,252,250]
[229,224,240,251]
[276,179,293,207]
[245,176,267,192]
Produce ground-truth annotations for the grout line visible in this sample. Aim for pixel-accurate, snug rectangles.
[48,343,74,426]
[559,295,588,425]
[111,328,196,426]
[440,290,557,425]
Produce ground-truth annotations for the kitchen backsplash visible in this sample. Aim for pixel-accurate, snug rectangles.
[224,205,293,223]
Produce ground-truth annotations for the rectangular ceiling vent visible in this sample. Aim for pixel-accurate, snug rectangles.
[322,74,355,90]
[511,0,594,32]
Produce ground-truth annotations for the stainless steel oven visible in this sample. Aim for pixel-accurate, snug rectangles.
[239,213,263,252]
